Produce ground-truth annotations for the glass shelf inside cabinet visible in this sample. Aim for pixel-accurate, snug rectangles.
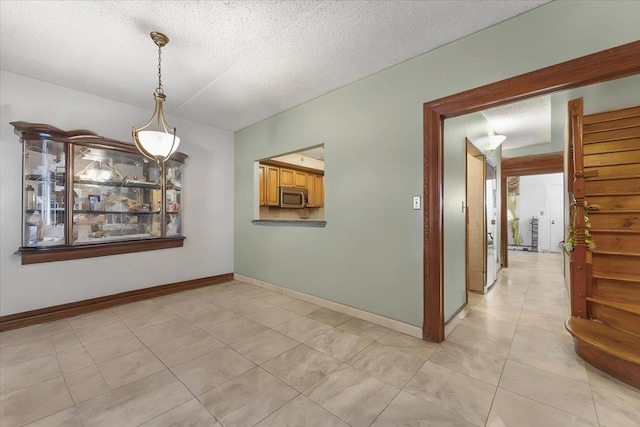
[23,140,66,248]
[165,159,183,237]
[73,147,162,244]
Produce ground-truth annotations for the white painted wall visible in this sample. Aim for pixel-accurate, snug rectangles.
[0,71,235,316]
[515,173,564,252]
[234,1,640,327]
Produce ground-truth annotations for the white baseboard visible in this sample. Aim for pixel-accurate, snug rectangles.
[233,274,423,339]
[444,306,469,338]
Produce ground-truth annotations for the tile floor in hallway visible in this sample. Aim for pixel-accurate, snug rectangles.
[1,251,639,426]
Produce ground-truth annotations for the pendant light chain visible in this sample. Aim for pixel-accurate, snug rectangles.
[157,45,164,94]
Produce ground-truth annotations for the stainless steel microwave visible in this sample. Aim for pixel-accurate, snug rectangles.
[280,187,307,208]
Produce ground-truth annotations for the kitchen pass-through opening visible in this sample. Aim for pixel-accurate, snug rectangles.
[255,145,325,221]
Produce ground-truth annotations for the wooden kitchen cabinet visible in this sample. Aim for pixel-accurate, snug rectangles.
[261,162,322,207]
[307,173,324,207]
[314,174,324,207]
[259,165,266,206]
[281,167,307,188]
[265,165,280,206]
[280,168,295,187]
[294,170,307,188]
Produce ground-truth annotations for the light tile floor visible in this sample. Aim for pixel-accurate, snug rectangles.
[1,251,639,426]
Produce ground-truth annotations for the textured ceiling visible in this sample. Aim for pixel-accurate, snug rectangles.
[482,95,552,151]
[0,1,548,132]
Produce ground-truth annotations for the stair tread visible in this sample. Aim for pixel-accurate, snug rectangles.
[591,249,640,257]
[565,317,640,365]
[585,196,640,199]
[590,229,640,234]
[583,106,640,124]
[584,146,640,155]
[587,297,640,315]
[592,271,640,282]
[587,194,640,198]
[588,210,640,214]
[583,114,640,132]
[584,175,640,182]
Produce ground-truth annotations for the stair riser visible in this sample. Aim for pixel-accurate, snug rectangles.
[583,137,640,155]
[583,126,640,144]
[588,233,640,252]
[592,254,640,275]
[584,117,640,133]
[584,150,640,167]
[590,304,640,338]
[583,106,640,125]
[594,279,640,303]
[589,213,640,231]
[584,163,640,179]
[587,195,640,211]
[573,339,640,389]
[585,178,640,194]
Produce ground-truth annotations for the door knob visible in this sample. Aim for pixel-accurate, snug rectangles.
[551,220,555,224]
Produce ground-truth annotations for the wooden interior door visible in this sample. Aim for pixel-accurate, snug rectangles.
[466,141,486,293]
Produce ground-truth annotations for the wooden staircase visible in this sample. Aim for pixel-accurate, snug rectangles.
[565,101,640,389]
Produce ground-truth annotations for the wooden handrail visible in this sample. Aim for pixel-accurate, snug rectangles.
[569,98,588,318]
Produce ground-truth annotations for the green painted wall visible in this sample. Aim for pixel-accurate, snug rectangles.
[235,1,640,327]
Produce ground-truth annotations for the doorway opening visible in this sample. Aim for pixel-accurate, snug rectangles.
[422,40,640,342]
[465,141,499,296]
[506,173,564,254]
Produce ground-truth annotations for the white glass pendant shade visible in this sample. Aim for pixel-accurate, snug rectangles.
[133,92,180,163]
[487,134,506,151]
[136,130,180,159]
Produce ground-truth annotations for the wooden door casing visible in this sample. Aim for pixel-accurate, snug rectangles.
[423,41,640,342]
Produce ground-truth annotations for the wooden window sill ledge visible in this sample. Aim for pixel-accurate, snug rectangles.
[18,236,185,264]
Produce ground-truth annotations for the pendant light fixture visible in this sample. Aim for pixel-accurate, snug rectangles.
[486,134,506,151]
[476,133,507,151]
[132,31,180,163]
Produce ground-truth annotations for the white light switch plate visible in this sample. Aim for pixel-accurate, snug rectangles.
[413,196,421,210]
